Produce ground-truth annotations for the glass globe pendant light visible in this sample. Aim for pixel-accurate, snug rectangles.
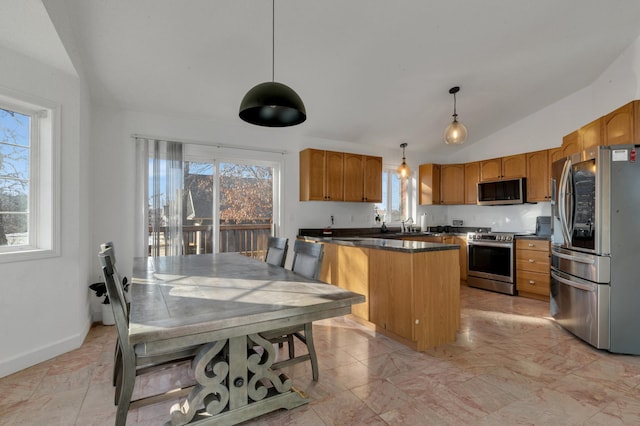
[444,86,468,144]
[239,0,306,127]
[397,143,411,178]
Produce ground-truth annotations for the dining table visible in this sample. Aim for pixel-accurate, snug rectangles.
[130,252,365,425]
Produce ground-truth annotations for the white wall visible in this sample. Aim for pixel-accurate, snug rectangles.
[0,45,90,378]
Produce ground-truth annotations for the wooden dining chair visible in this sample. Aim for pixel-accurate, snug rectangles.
[99,242,125,382]
[98,248,199,426]
[262,240,324,381]
[264,236,289,267]
[99,241,132,388]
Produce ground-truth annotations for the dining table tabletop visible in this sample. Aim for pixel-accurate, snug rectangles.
[130,252,365,425]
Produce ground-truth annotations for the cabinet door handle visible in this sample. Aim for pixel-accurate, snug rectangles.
[528,243,535,247]
[528,259,535,263]
[529,280,535,285]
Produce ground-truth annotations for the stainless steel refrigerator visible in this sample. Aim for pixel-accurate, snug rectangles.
[551,144,640,354]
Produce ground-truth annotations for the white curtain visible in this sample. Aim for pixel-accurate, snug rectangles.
[135,138,184,257]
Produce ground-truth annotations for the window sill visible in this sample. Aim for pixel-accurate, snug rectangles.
[0,248,59,263]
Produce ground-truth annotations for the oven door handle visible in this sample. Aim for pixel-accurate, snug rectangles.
[551,270,596,292]
[468,241,511,248]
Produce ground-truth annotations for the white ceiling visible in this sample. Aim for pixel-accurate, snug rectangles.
[12,1,640,155]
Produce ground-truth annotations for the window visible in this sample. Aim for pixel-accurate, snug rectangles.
[375,167,410,224]
[0,90,58,261]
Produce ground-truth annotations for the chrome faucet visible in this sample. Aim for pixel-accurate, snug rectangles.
[402,217,414,232]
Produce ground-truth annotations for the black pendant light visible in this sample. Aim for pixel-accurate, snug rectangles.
[239,0,306,127]
[444,86,468,145]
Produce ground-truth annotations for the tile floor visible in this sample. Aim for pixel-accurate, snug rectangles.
[3,285,640,425]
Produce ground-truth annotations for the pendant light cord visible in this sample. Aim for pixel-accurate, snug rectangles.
[271,0,275,82]
[453,92,457,118]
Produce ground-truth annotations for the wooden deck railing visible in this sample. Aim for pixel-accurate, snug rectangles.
[149,224,272,260]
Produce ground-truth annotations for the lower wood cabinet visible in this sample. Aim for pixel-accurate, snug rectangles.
[401,235,467,281]
[443,236,467,281]
[320,241,460,351]
[515,239,550,300]
[319,244,369,320]
[368,250,414,340]
[368,248,460,350]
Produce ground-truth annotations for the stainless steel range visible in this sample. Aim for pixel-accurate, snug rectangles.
[467,232,516,295]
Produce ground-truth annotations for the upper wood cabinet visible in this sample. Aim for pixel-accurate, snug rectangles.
[479,158,501,181]
[440,164,465,205]
[300,149,381,203]
[299,149,344,201]
[343,153,383,202]
[418,164,441,205]
[526,150,550,202]
[464,162,480,205]
[362,155,383,202]
[480,154,526,181]
[603,101,640,146]
[548,147,564,165]
[581,118,602,150]
[562,117,602,156]
[547,146,563,198]
[561,130,580,157]
[502,154,527,179]
[343,153,364,202]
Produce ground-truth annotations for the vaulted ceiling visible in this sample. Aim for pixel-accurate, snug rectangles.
[6,1,640,156]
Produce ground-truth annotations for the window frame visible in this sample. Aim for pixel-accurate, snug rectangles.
[376,166,414,225]
[0,87,60,262]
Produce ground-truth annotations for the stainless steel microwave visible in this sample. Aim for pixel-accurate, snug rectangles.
[477,177,526,205]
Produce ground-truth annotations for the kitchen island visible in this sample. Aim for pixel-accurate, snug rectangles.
[305,237,460,351]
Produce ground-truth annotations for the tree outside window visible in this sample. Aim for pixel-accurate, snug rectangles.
[0,108,30,247]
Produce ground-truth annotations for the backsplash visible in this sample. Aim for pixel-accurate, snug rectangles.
[293,200,552,235]
[418,202,552,234]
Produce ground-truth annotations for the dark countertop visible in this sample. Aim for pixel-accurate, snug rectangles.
[302,236,460,253]
[515,234,551,241]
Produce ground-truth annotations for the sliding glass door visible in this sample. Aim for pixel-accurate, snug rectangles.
[137,138,282,258]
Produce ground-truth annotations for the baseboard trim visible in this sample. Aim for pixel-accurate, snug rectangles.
[0,319,91,378]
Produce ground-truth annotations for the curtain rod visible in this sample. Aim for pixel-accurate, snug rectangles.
[131,133,288,155]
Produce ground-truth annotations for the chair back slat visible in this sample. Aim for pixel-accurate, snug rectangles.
[291,240,324,280]
[98,248,131,354]
[265,237,289,267]
[100,242,129,318]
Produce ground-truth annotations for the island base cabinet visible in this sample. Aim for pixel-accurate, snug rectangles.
[369,249,460,351]
[320,244,370,321]
[368,251,414,341]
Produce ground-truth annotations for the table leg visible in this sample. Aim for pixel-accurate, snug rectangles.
[170,334,308,426]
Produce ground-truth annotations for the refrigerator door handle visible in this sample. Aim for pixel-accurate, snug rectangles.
[551,270,597,292]
[552,250,596,264]
[558,159,573,245]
